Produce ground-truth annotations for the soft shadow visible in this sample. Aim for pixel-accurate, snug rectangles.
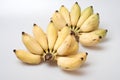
[83,45,104,50]
[18,61,43,66]
[62,69,87,76]
[81,62,91,68]
[100,37,110,43]
[47,61,57,67]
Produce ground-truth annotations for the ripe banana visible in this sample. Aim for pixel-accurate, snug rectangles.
[57,56,83,71]
[13,49,41,64]
[68,52,88,64]
[22,32,43,55]
[79,13,99,32]
[59,5,71,26]
[70,2,81,27]
[33,24,48,50]
[52,10,66,30]
[57,35,73,56]
[77,6,93,29]
[54,26,70,50]
[47,21,58,52]
[79,31,102,46]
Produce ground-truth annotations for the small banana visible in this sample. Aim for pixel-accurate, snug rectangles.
[54,26,70,50]
[59,5,71,26]
[52,10,66,30]
[70,2,81,27]
[79,13,99,32]
[65,35,79,55]
[33,24,48,50]
[57,35,73,56]
[57,56,83,71]
[68,52,88,64]
[77,6,93,28]
[22,32,43,55]
[47,21,58,52]
[13,49,41,64]
[79,31,102,46]
[92,29,108,39]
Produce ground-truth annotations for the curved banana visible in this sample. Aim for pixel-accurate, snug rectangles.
[77,6,93,28]
[33,24,48,50]
[57,35,72,56]
[59,5,71,26]
[13,49,41,64]
[70,2,81,27]
[79,32,102,46]
[57,56,83,71]
[64,35,79,55]
[52,10,66,30]
[68,52,88,64]
[54,26,70,50]
[22,32,43,55]
[47,21,58,52]
[79,13,99,32]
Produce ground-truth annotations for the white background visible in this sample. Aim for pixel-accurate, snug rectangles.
[0,0,120,80]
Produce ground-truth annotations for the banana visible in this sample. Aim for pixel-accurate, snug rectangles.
[22,32,43,55]
[65,35,79,55]
[77,6,93,28]
[92,29,108,39]
[79,13,99,32]
[33,24,48,50]
[70,2,81,27]
[59,5,71,26]
[57,35,72,56]
[57,56,83,71]
[54,26,70,50]
[13,49,41,64]
[47,21,58,52]
[52,10,66,30]
[68,52,88,64]
[79,32,102,46]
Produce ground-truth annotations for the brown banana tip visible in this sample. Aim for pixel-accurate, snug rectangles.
[13,49,16,53]
[65,24,68,26]
[99,36,102,39]
[55,10,58,12]
[97,13,99,15]
[86,52,88,55]
[81,57,84,61]
[70,30,75,35]
[90,6,93,8]
[75,2,78,4]
[33,23,37,26]
[61,5,64,7]
[22,32,25,35]
[50,20,53,23]
[45,53,52,61]
[105,29,108,32]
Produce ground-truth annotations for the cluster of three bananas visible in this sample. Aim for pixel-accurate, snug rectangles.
[51,2,107,46]
[13,21,88,71]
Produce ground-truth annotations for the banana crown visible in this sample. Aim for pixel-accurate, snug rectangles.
[51,2,107,46]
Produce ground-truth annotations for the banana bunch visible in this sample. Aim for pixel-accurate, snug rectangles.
[51,2,107,46]
[13,21,88,70]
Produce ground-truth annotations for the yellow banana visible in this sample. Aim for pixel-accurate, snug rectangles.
[68,52,88,64]
[92,29,108,39]
[70,2,81,27]
[59,5,71,26]
[77,6,93,28]
[54,26,70,50]
[57,56,83,71]
[57,35,72,56]
[65,35,79,55]
[47,21,58,52]
[13,49,41,64]
[79,32,102,46]
[33,24,48,50]
[79,13,99,32]
[22,32,43,55]
[52,10,66,30]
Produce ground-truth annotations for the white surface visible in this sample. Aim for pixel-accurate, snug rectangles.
[0,0,120,80]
